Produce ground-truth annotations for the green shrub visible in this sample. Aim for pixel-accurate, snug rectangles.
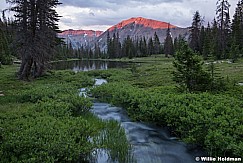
[91,83,243,157]
[0,70,132,162]
[58,94,93,116]
[1,114,94,162]
[18,83,74,103]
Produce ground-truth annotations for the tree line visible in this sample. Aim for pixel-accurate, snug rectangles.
[56,31,164,60]
[76,0,242,61]
[106,31,163,59]
[0,0,242,79]
[105,0,243,60]
[188,0,243,62]
[172,0,243,93]
[0,11,14,66]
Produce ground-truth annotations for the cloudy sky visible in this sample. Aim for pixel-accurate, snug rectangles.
[0,0,238,31]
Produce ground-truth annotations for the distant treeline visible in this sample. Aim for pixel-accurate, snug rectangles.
[0,0,242,65]
[59,0,243,61]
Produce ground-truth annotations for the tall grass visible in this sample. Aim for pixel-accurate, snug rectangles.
[0,66,133,162]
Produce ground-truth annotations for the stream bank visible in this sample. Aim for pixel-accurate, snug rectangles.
[88,79,206,163]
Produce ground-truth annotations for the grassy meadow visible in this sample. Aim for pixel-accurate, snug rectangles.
[0,65,132,162]
[89,55,243,158]
[0,55,243,161]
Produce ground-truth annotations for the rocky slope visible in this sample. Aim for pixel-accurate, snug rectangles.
[58,29,103,49]
[59,17,189,50]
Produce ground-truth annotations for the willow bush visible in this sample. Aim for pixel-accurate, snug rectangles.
[91,82,243,157]
[0,69,132,162]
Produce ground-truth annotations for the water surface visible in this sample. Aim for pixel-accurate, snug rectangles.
[51,60,131,72]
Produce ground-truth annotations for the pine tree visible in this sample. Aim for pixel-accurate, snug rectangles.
[201,23,211,59]
[199,25,205,55]
[172,42,211,92]
[174,35,185,53]
[231,0,243,56]
[7,0,61,80]
[216,0,231,59]
[147,37,154,56]
[153,32,161,54]
[139,36,147,57]
[0,17,11,64]
[122,35,135,59]
[115,32,122,58]
[94,43,101,59]
[210,19,221,59]
[174,37,178,52]
[164,23,174,57]
[189,11,202,53]
[106,31,112,57]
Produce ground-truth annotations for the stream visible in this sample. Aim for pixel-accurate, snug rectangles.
[84,79,206,163]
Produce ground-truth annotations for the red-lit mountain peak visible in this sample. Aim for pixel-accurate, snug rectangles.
[59,29,103,37]
[108,17,177,31]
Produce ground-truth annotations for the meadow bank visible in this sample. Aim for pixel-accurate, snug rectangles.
[0,65,131,162]
[1,56,243,161]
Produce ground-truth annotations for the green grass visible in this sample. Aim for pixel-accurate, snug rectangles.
[1,56,243,161]
[88,55,243,158]
[0,65,132,162]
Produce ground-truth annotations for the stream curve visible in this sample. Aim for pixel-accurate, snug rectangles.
[86,79,206,163]
[91,102,205,163]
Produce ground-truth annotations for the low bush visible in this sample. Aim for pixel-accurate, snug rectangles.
[91,83,243,157]
[1,114,94,162]
[0,69,132,162]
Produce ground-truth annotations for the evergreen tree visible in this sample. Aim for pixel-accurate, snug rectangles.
[106,32,121,58]
[7,0,61,80]
[147,37,154,56]
[0,17,11,64]
[202,23,212,59]
[139,36,147,57]
[210,19,221,59]
[164,24,174,57]
[174,35,185,53]
[231,0,243,57]
[189,11,202,53]
[216,0,231,59]
[115,32,122,58]
[172,42,211,92]
[134,37,139,57]
[230,39,240,62]
[199,25,205,55]
[153,32,161,54]
[94,43,101,59]
[174,37,178,52]
[88,48,93,59]
[122,35,135,59]
[106,31,112,57]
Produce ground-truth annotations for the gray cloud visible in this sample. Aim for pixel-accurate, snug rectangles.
[0,1,237,31]
[89,12,95,16]
[57,0,237,31]
[59,0,183,10]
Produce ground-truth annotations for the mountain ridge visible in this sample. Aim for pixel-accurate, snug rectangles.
[108,17,178,31]
[58,17,189,50]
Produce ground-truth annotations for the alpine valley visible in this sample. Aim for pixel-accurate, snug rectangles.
[58,17,189,51]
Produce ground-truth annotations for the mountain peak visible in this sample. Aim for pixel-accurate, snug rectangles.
[59,29,103,37]
[108,17,177,31]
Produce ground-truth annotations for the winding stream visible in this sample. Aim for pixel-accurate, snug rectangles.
[85,79,206,163]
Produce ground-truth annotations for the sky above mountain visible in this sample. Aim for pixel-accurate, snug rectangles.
[0,0,238,31]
